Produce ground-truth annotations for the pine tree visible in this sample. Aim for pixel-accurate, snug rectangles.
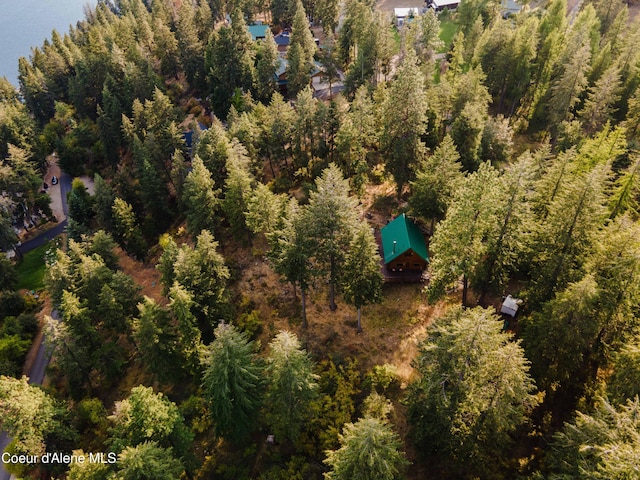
[268,198,314,326]
[287,0,316,97]
[182,155,220,235]
[407,307,538,475]
[541,397,640,479]
[409,135,463,228]
[324,416,409,480]
[115,442,185,480]
[528,165,609,307]
[264,331,319,442]
[380,48,427,196]
[578,65,621,134]
[109,385,193,460]
[201,323,263,441]
[254,29,278,103]
[0,376,58,457]
[548,44,592,132]
[341,225,383,332]
[222,140,254,242]
[302,164,360,311]
[112,197,146,260]
[427,162,501,306]
[205,9,254,117]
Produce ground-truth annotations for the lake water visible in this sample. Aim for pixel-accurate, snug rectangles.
[0,0,97,86]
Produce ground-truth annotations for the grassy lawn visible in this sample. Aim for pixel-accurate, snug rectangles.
[438,18,458,53]
[15,242,50,291]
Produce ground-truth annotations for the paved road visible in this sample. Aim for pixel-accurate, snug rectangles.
[1,171,70,479]
[16,171,71,256]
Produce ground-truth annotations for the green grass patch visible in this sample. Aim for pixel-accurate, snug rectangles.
[15,242,50,291]
[438,19,458,53]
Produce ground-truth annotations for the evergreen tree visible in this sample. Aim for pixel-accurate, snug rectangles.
[548,43,592,133]
[316,0,340,33]
[93,173,115,231]
[287,0,316,97]
[205,9,254,117]
[132,297,182,383]
[540,397,640,479]
[409,135,463,228]
[324,416,408,480]
[264,331,319,442]
[335,86,377,195]
[115,442,184,480]
[578,65,621,134]
[194,119,232,188]
[245,182,288,237]
[109,385,193,460]
[406,307,538,475]
[427,162,500,306]
[222,140,254,242]
[381,48,427,196]
[254,30,278,103]
[528,164,609,307]
[340,225,383,332]
[112,197,146,260]
[170,230,230,332]
[182,155,220,235]
[201,323,263,441]
[176,0,206,90]
[302,164,360,311]
[0,376,58,457]
[268,199,314,326]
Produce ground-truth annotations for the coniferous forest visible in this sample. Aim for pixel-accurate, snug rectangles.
[1,0,640,478]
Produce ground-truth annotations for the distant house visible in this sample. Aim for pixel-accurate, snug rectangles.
[501,0,522,17]
[427,0,460,11]
[276,57,288,92]
[380,214,429,273]
[394,7,420,27]
[247,23,269,41]
[274,32,291,54]
[183,122,208,155]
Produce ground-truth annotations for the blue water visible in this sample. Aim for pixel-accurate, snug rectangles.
[0,0,97,86]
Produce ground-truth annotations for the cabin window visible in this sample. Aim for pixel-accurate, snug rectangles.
[413,263,421,268]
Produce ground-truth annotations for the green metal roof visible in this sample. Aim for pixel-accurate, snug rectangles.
[380,214,429,264]
[247,24,269,40]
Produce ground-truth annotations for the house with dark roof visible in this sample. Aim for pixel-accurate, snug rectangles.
[380,214,429,278]
[274,32,291,54]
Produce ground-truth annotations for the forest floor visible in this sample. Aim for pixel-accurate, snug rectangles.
[115,180,454,385]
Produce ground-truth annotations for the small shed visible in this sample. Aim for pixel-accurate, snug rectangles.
[380,214,429,272]
[500,295,521,317]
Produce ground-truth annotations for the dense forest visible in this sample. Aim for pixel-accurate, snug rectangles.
[1,0,640,477]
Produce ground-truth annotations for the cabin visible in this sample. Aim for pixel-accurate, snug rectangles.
[380,214,429,281]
